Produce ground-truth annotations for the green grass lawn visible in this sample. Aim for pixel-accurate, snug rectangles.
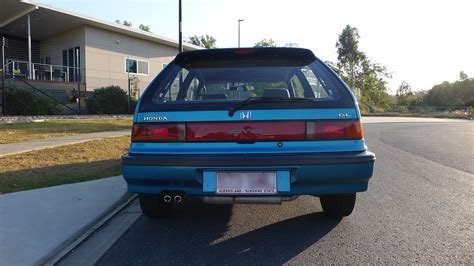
[0,119,132,144]
[0,136,130,194]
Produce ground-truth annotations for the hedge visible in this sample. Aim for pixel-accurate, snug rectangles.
[86,86,133,114]
[5,82,62,115]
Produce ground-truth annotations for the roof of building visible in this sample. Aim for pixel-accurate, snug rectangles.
[0,0,201,50]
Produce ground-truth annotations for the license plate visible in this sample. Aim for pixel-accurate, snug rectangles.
[216,172,277,195]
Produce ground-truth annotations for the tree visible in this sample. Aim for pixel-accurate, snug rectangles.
[459,71,468,81]
[358,59,391,108]
[254,39,276,47]
[396,81,414,106]
[115,20,132,27]
[336,25,365,88]
[139,24,151,32]
[115,20,151,33]
[187,35,217,48]
[335,25,392,109]
[425,78,474,107]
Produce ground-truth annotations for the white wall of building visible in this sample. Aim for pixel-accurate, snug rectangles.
[84,26,178,93]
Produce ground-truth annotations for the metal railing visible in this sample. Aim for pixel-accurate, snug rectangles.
[6,59,81,83]
[12,76,79,114]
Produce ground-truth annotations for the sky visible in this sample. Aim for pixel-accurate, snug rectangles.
[37,0,474,93]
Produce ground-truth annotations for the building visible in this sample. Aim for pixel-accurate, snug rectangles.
[0,0,199,106]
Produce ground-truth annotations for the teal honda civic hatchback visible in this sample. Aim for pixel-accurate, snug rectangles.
[122,47,375,218]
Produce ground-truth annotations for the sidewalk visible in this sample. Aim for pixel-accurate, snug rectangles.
[361,116,470,124]
[0,176,128,266]
[0,129,130,157]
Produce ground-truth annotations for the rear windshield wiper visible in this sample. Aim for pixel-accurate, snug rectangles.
[228,97,315,117]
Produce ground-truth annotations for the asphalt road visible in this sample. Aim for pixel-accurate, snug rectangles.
[97,121,473,264]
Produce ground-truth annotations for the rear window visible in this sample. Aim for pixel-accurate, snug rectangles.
[139,49,353,112]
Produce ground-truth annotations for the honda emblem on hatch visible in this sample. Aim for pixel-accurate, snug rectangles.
[240,111,252,120]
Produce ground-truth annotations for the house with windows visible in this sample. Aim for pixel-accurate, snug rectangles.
[0,0,199,109]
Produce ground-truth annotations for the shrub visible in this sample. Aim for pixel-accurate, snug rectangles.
[86,86,130,114]
[5,82,62,115]
[359,106,369,115]
[358,103,374,115]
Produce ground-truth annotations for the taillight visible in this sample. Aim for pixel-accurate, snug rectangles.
[187,122,305,142]
[132,123,185,141]
[306,120,363,140]
[131,120,363,142]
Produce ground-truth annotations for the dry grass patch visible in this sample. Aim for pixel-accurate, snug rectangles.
[0,119,132,144]
[0,136,130,194]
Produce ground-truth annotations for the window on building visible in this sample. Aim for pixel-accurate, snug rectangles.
[126,58,148,75]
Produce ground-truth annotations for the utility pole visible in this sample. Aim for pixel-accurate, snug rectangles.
[238,19,244,47]
[178,0,183,97]
[178,0,183,53]
[1,36,7,115]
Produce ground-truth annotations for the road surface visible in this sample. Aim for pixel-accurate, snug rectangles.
[96,120,473,264]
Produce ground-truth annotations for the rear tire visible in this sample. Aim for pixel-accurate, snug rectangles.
[139,194,169,218]
[320,193,356,218]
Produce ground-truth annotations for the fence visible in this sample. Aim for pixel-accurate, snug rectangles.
[5,59,82,83]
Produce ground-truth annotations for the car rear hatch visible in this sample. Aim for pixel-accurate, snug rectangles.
[130,48,366,155]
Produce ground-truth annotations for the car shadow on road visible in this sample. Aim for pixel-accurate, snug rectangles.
[98,198,341,265]
[202,211,340,265]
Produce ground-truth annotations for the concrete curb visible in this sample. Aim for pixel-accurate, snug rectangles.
[0,176,129,266]
[41,193,137,266]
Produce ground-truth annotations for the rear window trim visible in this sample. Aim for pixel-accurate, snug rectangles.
[138,100,354,112]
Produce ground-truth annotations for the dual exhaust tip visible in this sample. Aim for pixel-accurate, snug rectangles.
[163,194,182,203]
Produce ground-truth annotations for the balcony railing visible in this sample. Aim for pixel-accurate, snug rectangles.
[5,59,81,83]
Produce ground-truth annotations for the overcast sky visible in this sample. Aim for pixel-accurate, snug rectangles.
[38,0,474,93]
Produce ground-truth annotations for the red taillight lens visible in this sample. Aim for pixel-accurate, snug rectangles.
[187,122,305,142]
[131,120,363,142]
[306,120,363,140]
[132,123,185,141]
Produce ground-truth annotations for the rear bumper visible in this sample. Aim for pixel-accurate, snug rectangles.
[122,151,375,166]
[121,151,375,196]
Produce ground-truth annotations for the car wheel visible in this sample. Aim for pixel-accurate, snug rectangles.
[138,194,169,218]
[319,193,356,218]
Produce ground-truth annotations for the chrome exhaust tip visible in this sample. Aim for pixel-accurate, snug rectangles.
[174,195,182,203]
[163,195,172,203]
